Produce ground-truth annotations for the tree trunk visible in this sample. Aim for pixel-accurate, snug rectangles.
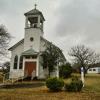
[84,72,86,77]
[83,67,86,77]
[48,66,50,78]
[80,66,86,77]
[48,71,50,78]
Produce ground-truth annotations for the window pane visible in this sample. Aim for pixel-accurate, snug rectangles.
[13,55,18,69]
[19,56,23,69]
[93,69,96,71]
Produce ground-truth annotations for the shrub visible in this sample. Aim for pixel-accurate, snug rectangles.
[59,63,72,78]
[46,77,64,91]
[65,76,83,92]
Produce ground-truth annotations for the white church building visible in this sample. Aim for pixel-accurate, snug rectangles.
[9,5,66,79]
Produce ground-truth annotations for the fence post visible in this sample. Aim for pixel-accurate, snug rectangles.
[3,74,5,84]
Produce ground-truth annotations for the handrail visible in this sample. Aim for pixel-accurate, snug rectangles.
[3,72,27,85]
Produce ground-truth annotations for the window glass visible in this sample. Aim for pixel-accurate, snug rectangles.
[13,55,18,69]
[19,56,23,69]
[30,37,34,42]
[93,69,96,71]
[89,69,92,71]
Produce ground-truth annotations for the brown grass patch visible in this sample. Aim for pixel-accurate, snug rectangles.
[0,86,100,100]
[0,74,100,100]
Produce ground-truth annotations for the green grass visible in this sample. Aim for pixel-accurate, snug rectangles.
[0,74,100,100]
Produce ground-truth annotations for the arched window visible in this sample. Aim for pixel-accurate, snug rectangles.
[19,56,23,69]
[13,55,18,69]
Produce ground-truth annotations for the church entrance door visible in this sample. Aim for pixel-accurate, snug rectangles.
[25,62,36,77]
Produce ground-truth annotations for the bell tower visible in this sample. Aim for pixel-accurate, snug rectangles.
[24,4,45,52]
[25,4,45,31]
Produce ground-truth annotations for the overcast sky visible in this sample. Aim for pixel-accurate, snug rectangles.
[0,0,100,61]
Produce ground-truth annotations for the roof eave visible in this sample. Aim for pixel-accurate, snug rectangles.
[21,51,39,56]
[24,13,45,21]
[8,39,24,51]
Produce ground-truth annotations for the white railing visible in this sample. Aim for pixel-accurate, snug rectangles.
[3,72,27,85]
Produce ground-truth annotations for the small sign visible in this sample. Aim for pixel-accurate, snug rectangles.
[81,67,84,72]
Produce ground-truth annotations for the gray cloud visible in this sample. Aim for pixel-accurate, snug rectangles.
[55,0,100,36]
[48,0,100,57]
[0,0,100,61]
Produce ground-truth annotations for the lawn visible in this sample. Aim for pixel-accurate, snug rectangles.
[84,74,100,92]
[0,74,100,100]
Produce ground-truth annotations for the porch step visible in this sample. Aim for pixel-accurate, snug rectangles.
[18,76,38,81]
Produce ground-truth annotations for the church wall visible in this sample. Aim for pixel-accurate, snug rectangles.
[38,55,46,79]
[39,40,59,78]
[9,42,24,78]
[24,28,42,52]
[40,39,46,52]
[50,66,59,78]
[39,39,47,79]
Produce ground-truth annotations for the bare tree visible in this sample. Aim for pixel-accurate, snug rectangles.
[69,45,100,76]
[0,25,11,58]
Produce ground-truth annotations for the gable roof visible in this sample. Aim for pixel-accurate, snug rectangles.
[8,39,24,51]
[8,37,52,51]
[41,37,61,50]
[21,48,38,56]
[41,37,66,62]
[8,37,66,62]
